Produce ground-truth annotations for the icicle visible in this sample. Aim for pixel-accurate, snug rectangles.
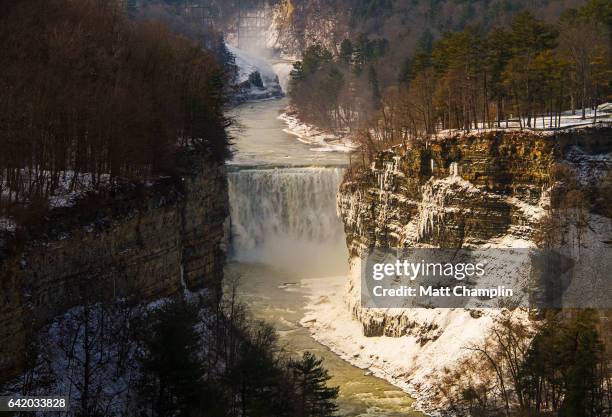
[392,155,401,173]
[449,162,459,177]
[180,265,189,294]
[416,179,449,242]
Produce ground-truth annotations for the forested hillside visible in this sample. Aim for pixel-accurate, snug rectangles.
[287,0,611,147]
[278,0,586,54]
[0,0,230,228]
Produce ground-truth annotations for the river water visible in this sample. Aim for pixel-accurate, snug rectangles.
[225,98,423,416]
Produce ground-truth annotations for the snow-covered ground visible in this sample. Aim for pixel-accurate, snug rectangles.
[302,140,611,413]
[227,44,279,86]
[1,170,110,210]
[0,217,17,233]
[281,101,610,156]
[299,210,611,413]
[226,42,360,153]
[565,146,612,186]
[0,290,217,416]
[435,103,612,138]
[226,44,284,100]
[0,170,111,233]
[279,110,358,153]
[300,270,523,415]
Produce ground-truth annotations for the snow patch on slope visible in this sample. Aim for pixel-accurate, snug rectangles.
[227,44,278,85]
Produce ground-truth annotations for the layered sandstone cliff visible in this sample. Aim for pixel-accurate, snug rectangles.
[338,127,610,334]
[311,127,611,411]
[0,151,228,381]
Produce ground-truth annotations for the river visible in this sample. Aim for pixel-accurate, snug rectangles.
[225,98,423,416]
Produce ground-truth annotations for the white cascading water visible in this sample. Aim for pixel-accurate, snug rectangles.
[228,167,348,275]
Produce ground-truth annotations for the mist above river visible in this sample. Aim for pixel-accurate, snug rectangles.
[228,166,347,276]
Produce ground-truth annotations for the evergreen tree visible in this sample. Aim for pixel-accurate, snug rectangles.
[230,322,290,417]
[504,12,559,126]
[485,27,513,125]
[368,65,381,106]
[291,352,339,417]
[521,311,606,416]
[339,38,354,65]
[417,29,434,55]
[249,71,264,88]
[301,44,333,75]
[290,61,306,82]
[138,298,206,417]
[398,56,412,84]
[560,311,605,417]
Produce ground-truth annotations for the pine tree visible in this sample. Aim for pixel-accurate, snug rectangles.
[301,44,333,75]
[417,29,434,55]
[398,56,412,84]
[138,298,206,417]
[560,311,605,417]
[291,352,339,417]
[339,39,354,65]
[505,12,559,126]
[368,65,381,107]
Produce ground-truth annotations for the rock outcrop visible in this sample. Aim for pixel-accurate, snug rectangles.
[0,151,228,381]
[337,126,611,336]
[319,126,610,411]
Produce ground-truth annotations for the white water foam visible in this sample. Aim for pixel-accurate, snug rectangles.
[227,167,348,275]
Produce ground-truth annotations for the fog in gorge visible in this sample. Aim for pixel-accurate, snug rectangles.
[225,52,349,277]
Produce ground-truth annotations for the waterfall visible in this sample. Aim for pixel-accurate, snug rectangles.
[272,62,294,94]
[227,167,348,275]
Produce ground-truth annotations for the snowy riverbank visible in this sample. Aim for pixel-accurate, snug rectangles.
[299,268,520,416]
[279,109,358,153]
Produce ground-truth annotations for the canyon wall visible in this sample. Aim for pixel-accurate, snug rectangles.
[340,130,550,255]
[0,151,228,381]
[338,127,610,336]
[328,127,610,409]
[262,0,348,57]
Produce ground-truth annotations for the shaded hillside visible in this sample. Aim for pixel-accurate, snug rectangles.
[0,0,230,228]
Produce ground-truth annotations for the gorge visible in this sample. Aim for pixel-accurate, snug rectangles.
[226,97,424,415]
[224,47,611,413]
[1,0,611,414]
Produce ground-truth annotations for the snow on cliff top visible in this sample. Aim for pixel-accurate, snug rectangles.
[433,102,612,140]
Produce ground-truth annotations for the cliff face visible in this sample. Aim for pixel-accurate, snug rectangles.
[0,152,228,381]
[264,0,347,57]
[341,128,611,248]
[327,127,610,410]
[339,128,610,335]
[340,130,556,255]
